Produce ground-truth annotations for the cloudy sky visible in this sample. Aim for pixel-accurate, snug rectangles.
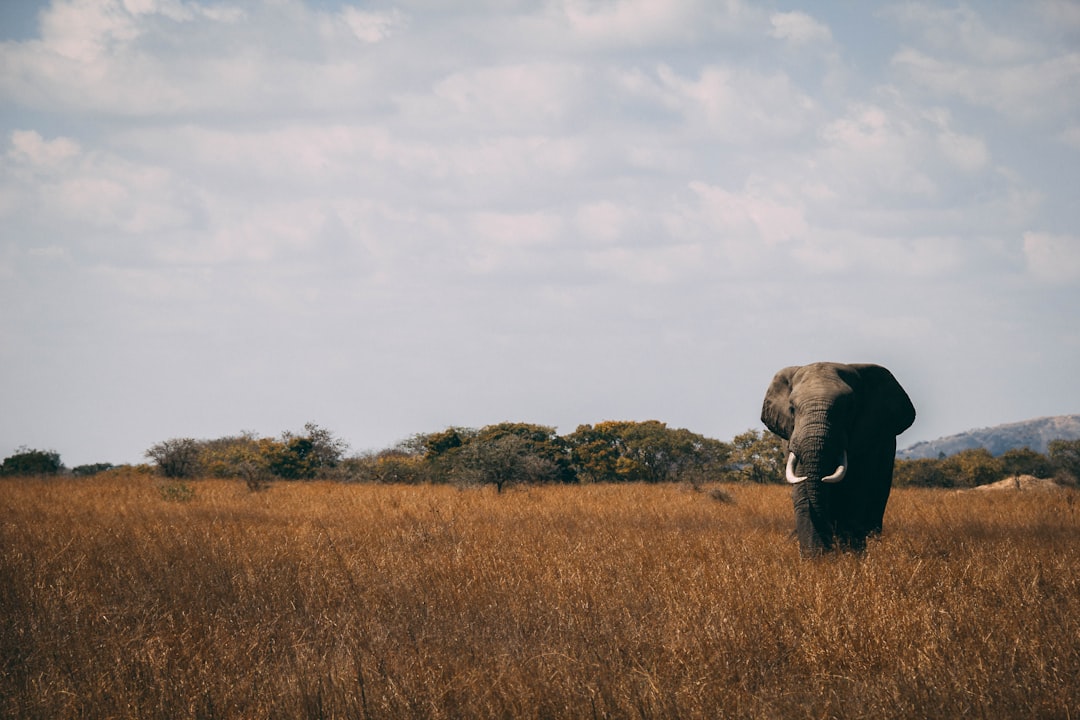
[2,0,1079,467]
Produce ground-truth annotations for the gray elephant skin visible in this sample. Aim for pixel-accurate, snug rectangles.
[761,362,916,557]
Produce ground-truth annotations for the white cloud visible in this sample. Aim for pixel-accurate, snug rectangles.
[885,3,1034,64]
[575,202,631,244]
[8,130,81,167]
[892,48,1080,122]
[466,211,565,274]
[412,62,588,132]
[1023,232,1080,283]
[817,102,938,198]
[768,11,831,45]
[935,128,988,173]
[886,3,1080,129]
[559,0,754,48]
[684,181,807,246]
[618,63,817,141]
[1039,0,1080,29]
[339,8,405,43]
[1060,125,1080,150]
[808,235,968,277]
[0,0,384,116]
[40,0,140,63]
[585,243,704,285]
[2,129,189,246]
[120,0,212,22]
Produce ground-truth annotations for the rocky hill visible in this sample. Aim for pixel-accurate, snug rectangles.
[898,414,1080,460]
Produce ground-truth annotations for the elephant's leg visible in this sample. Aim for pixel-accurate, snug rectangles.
[830,483,868,552]
[862,440,897,536]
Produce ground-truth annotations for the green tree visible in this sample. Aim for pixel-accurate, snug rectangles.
[408,427,476,460]
[1049,439,1080,483]
[338,449,428,484]
[728,430,786,484]
[0,447,64,476]
[270,423,349,480]
[893,457,949,488]
[653,426,730,485]
[404,427,479,483]
[941,448,1004,488]
[999,448,1054,479]
[565,422,623,483]
[406,424,570,488]
[200,432,274,482]
[566,421,729,484]
[473,423,574,484]
[71,463,115,477]
[456,434,562,492]
[145,438,202,478]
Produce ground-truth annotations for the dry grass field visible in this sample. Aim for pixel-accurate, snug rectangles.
[2,473,1078,719]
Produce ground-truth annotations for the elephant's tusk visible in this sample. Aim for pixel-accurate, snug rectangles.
[823,451,848,483]
[785,453,807,484]
[786,451,847,483]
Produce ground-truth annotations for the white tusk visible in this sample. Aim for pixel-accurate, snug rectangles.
[785,453,807,484]
[823,451,848,483]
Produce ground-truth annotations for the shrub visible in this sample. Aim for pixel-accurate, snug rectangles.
[941,448,1005,488]
[156,479,195,502]
[0,447,64,476]
[727,430,785,484]
[454,434,563,492]
[71,463,115,477]
[144,438,202,478]
[335,451,429,484]
[1049,439,1080,484]
[999,448,1055,479]
[894,458,950,488]
[566,421,730,484]
[269,423,349,480]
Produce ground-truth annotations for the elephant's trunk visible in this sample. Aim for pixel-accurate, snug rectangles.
[788,404,846,557]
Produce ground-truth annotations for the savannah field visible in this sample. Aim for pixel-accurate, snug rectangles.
[1,473,1078,719]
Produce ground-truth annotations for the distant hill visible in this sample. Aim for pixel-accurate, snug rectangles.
[898,415,1080,460]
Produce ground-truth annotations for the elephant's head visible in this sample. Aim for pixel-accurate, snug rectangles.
[761,362,915,557]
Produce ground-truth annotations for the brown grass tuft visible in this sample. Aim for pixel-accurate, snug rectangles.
[2,472,1078,718]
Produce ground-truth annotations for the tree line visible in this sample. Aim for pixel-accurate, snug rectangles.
[4,422,1080,491]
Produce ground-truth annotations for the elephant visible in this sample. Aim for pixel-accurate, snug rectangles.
[761,362,916,557]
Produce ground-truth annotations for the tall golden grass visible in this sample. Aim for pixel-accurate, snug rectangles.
[2,472,1077,719]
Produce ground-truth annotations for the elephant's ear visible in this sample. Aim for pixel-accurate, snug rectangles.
[761,366,800,440]
[853,364,916,436]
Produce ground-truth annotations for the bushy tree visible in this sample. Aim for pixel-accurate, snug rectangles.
[456,434,562,492]
[940,448,1004,488]
[145,439,202,478]
[1049,439,1080,483]
[999,448,1055,479]
[0,447,64,476]
[71,463,115,477]
[337,449,429,484]
[288,423,349,470]
[144,424,348,484]
[728,430,786,484]
[268,423,349,480]
[566,421,729,484]
[410,427,476,459]
[893,458,950,488]
[199,433,278,489]
[409,424,569,488]
[473,423,574,484]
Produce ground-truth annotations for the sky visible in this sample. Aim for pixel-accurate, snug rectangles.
[1,0,1079,467]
